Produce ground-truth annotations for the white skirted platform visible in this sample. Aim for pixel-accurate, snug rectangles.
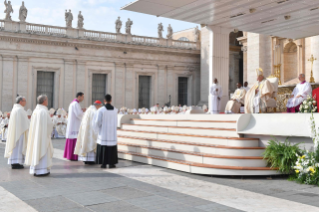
[7,134,25,165]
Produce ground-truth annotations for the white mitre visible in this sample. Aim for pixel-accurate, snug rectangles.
[56,108,63,116]
[49,108,55,115]
[3,112,8,118]
[256,68,264,77]
[26,109,32,116]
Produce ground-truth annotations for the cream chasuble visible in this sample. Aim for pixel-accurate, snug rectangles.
[225,88,246,114]
[4,104,29,159]
[54,116,67,136]
[245,79,274,114]
[25,104,54,170]
[74,105,98,157]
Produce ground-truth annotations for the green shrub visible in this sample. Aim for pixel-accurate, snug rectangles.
[263,137,304,174]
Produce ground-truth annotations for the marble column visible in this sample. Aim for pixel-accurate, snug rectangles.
[2,55,14,111]
[311,36,319,83]
[125,64,134,109]
[157,65,167,106]
[17,57,29,99]
[114,62,125,108]
[64,59,75,109]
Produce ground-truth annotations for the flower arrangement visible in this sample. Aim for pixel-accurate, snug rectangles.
[293,151,319,185]
[299,95,317,113]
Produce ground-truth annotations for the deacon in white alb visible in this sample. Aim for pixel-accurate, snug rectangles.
[25,95,54,177]
[74,100,102,164]
[64,92,85,161]
[93,94,118,169]
[209,78,223,114]
[53,109,67,138]
[4,96,29,169]
[286,74,312,113]
[1,112,10,142]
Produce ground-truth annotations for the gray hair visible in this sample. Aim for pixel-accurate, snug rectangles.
[37,95,48,104]
[16,96,25,104]
[300,73,305,78]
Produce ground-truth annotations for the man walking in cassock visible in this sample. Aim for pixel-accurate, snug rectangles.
[74,100,102,165]
[4,96,29,169]
[93,94,118,169]
[25,95,54,177]
[209,78,223,114]
[64,92,85,161]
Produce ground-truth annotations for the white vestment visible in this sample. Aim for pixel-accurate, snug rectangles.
[4,104,29,164]
[209,83,223,114]
[244,86,250,92]
[286,82,312,108]
[93,107,118,146]
[25,104,54,175]
[74,105,98,161]
[66,101,84,139]
[1,118,9,141]
[53,116,67,138]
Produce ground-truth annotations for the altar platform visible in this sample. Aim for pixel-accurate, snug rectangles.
[116,114,314,176]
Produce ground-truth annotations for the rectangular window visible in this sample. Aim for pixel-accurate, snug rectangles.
[178,77,188,106]
[92,74,107,104]
[37,71,54,108]
[138,76,151,108]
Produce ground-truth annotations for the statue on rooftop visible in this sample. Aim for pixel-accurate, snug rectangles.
[167,24,173,39]
[194,26,200,42]
[125,18,133,35]
[4,0,13,21]
[77,11,84,29]
[158,23,164,39]
[19,1,27,22]
[115,17,122,34]
[65,9,73,28]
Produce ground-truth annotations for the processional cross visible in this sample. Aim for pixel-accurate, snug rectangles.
[309,54,317,83]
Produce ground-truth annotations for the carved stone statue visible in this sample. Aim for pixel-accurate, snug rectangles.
[167,24,173,39]
[65,9,73,28]
[77,11,84,29]
[115,17,122,34]
[19,1,27,22]
[194,26,200,42]
[125,18,133,35]
[158,23,164,39]
[4,0,13,21]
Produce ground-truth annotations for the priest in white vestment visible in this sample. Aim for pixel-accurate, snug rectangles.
[4,96,29,169]
[1,112,10,142]
[74,100,102,164]
[53,109,67,138]
[286,74,312,113]
[209,78,223,114]
[64,92,85,161]
[93,94,118,169]
[225,83,246,114]
[243,81,250,92]
[25,95,54,177]
[245,68,274,114]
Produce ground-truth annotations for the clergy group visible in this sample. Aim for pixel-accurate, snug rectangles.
[3,92,118,177]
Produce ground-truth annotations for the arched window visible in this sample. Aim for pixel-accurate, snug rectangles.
[178,37,189,41]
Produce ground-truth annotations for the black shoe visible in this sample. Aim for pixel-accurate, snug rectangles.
[109,165,116,169]
[84,162,88,165]
[70,159,78,161]
[11,164,24,169]
[34,172,50,177]
[101,165,106,169]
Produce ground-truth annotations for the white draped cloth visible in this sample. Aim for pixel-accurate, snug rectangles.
[209,83,223,114]
[53,116,67,138]
[74,105,98,161]
[4,104,29,164]
[66,101,84,139]
[1,118,9,141]
[25,104,54,175]
[286,81,312,108]
[93,107,118,146]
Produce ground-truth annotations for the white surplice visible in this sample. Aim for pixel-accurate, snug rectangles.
[93,107,118,146]
[74,105,98,161]
[66,101,84,139]
[25,104,54,175]
[209,83,223,114]
[4,104,30,164]
[286,81,312,109]
[0,118,9,141]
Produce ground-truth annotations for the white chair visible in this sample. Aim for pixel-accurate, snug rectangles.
[265,77,279,112]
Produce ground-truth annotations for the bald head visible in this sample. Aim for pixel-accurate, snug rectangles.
[298,74,305,82]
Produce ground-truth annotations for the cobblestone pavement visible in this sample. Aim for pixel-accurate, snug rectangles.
[0,139,319,212]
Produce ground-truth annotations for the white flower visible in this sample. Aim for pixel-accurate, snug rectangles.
[305,105,309,109]
[300,105,303,110]
[314,100,317,104]
[303,100,307,105]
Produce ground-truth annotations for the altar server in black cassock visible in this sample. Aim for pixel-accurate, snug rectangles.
[93,94,118,169]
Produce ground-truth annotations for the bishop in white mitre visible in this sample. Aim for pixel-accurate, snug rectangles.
[64,92,85,161]
[53,109,67,138]
[209,78,223,114]
[225,82,246,114]
[286,74,312,113]
[245,68,274,113]
[93,95,118,169]
[25,95,54,177]
[74,100,102,164]
[1,112,10,142]
[4,96,29,169]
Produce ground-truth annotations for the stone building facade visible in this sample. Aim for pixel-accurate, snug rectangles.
[0,21,200,112]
